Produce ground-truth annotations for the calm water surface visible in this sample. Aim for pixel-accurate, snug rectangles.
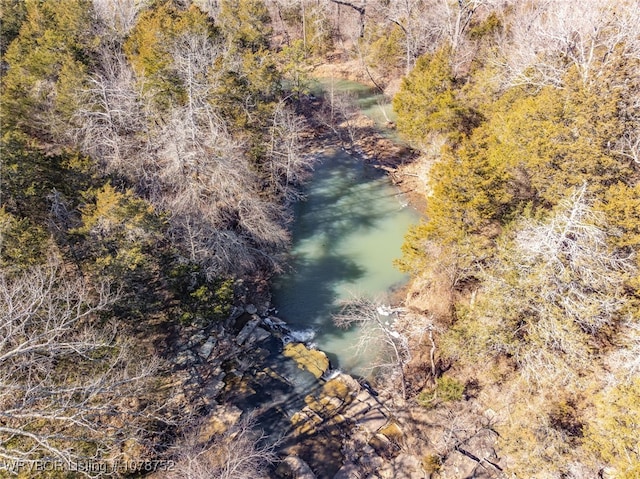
[272,146,418,375]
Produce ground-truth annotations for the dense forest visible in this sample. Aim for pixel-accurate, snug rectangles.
[1,0,311,476]
[388,2,640,477]
[1,0,639,478]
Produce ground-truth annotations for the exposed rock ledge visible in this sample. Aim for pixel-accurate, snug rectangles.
[170,303,428,479]
[283,342,330,378]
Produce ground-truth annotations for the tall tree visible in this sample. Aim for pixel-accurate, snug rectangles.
[1,0,96,140]
[393,45,474,147]
[446,186,636,385]
[218,0,272,52]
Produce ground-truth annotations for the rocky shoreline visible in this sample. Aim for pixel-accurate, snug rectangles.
[168,301,428,479]
[162,86,433,478]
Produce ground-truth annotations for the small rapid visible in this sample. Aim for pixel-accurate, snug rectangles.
[215,79,419,478]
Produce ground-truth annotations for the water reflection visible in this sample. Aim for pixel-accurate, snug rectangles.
[311,78,400,139]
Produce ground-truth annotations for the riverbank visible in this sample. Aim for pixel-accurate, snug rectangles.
[153,81,431,478]
[286,72,505,479]
[299,77,426,213]
[160,295,431,479]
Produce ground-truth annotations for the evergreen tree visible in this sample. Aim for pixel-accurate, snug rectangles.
[393,45,474,146]
[1,0,96,139]
[584,379,640,479]
[218,0,272,52]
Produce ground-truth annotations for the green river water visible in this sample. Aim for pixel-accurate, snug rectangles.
[272,79,418,376]
[312,77,398,134]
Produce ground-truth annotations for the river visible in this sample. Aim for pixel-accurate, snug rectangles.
[272,79,418,377]
[218,79,419,477]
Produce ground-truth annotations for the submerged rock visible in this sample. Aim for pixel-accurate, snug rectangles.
[283,342,330,378]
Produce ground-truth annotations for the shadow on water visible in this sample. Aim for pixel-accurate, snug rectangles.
[227,84,421,477]
[272,147,419,374]
[208,78,426,479]
[273,152,388,324]
[310,77,400,139]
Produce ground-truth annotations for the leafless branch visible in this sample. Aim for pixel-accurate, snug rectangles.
[0,260,169,475]
[167,413,279,479]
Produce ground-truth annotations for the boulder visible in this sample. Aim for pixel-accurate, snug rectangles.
[323,373,359,403]
[236,315,261,345]
[346,400,371,419]
[247,326,271,344]
[283,342,330,378]
[368,433,392,456]
[175,350,197,367]
[332,461,361,479]
[196,404,242,442]
[359,409,388,434]
[282,456,317,479]
[198,336,217,358]
[305,393,344,416]
[202,372,226,399]
[359,453,384,471]
[379,421,403,441]
[245,303,258,315]
[291,408,323,436]
[267,316,287,326]
[391,454,426,479]
[227,305,244,322]
[189,332,206,346]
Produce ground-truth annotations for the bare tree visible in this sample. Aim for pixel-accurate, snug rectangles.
[314,82,360,147]
[328,0,366,37]
[430,408,502,476]
[146,28,292,278]
[92,0,151,37]
[614,129,640,167]
[167,414,279,479]
[150,103,290,278]
[0,260,168,475]
[475,185,637,385]
[437,0,485,52]
[606,320,640,383]
[369,0,442,74]
[75,26,292,279]
[333,295,412,400]
[495,0,640,88]
[73,48,147,173]
[267,100,315,202]
[169,29,226,142]
[515,184,634,334]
